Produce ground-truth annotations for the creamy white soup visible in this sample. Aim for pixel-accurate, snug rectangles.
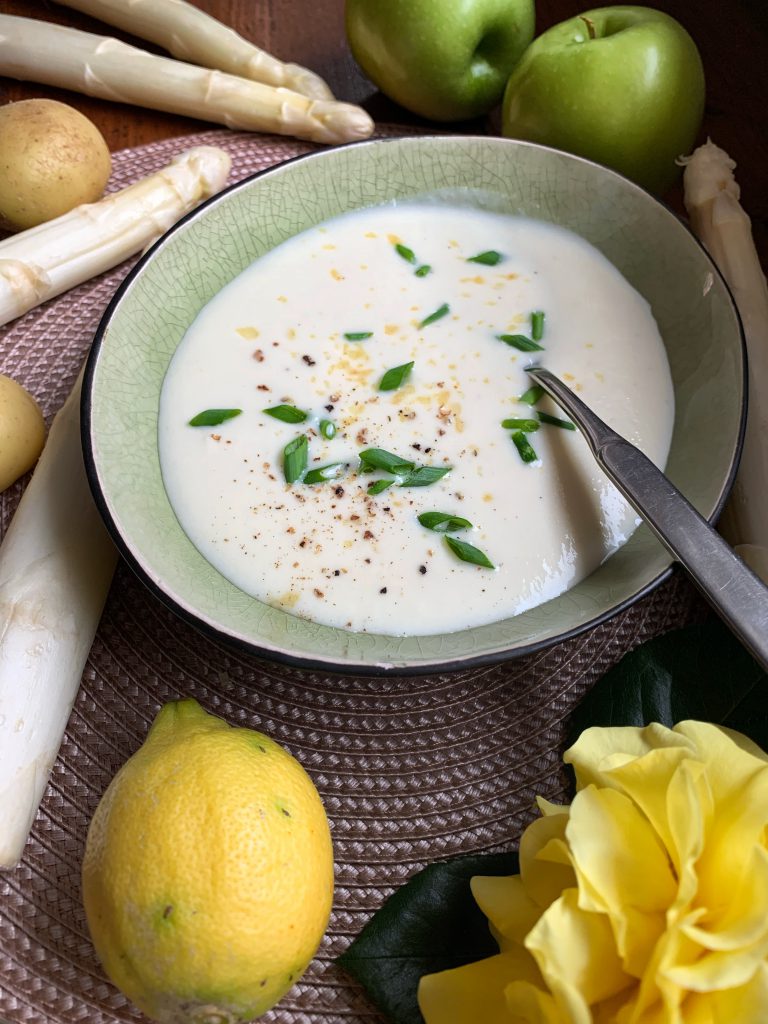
[158,203,674,636]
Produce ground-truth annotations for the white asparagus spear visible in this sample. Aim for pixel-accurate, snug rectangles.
[0,145,232,327]
[0,370,115,870]
[0,148,233,867]
[56,0,335,101]
[0,15,373,145]
[682,141,768,580]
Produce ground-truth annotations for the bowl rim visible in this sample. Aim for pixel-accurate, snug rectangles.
[81,134,747,676]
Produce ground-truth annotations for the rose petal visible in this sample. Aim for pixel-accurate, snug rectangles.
[565,724,696,793]
[665,848,768,995]
[695,767,768,917]
[525,889,633,1015]
[665,936,768,993]
[471,816,577,946]
[504,979,563,1022]
[676,720,768,773]
[418,950,539,1024]
[565,786,675,974]
[536,796,570,817]
[616,920,697,1023]
[664,758,711,912]
[598,750,706,883]
[684,961,768,1022]
[520,812,577,911]
[683,846,768,952]
[594,989,661,1024]
[471,875,541,948]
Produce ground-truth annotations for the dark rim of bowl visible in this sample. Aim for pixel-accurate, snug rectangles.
[81,134,747,677]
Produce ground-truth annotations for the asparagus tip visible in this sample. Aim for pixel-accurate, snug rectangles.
[682,139,740,216]
[178,146,233,196]
[283,62,336,102]
[315,100,374,144]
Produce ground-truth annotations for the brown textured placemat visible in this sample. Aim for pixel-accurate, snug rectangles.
[0,128,707,1024]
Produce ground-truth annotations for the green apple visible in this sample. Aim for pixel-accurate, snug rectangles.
[345,0,535,122]
[501,6,705,193]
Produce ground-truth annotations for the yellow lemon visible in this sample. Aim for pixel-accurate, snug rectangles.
[82,698,334,1023]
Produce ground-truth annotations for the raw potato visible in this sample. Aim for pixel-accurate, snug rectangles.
[0,99,111,231]
[0,374,45,489]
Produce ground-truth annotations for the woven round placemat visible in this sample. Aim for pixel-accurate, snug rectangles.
[0,128,706,1024]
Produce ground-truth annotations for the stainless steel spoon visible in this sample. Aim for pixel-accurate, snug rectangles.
[526,366,768,672]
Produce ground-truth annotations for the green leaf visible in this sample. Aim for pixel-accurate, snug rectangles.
[262,404,307,424]
[400,466,452,487]
[188,408,242,427]
[417,512,472,532]
[466,250,503,266]
[379,361,415,392]
[445,536,495,569]
[344,331,374,341]
[319,418,337,439]
[497,334,544,353]
[566,617,768,751]
[419,303,450,328]
[282,434,308,484]
[337,852,519,1024]
[359,448,415,475]
[415,264,432,278]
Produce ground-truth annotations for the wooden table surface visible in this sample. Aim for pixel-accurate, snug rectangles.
[2,0,767,263]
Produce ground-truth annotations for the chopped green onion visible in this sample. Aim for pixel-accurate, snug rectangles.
[414,264,432,277]
[367,479,394,495]
[283,435,308,484]
[304,462,345,485]
[358,449,450,488]
[344,331,373,341]
[445,536,495,569]
[379,361,414,391]
[531,310,545,341]
[262,404,307,424]
[518,385,545,406]
[467,250,503,266]
[395,243,416,264]
[511,430,539,464]
[400,465,452,487]
[417,511,472,532]
[500,417,540,432]
[419,303,450,328]
[538,411,576,431]
[358,448,415,475]
[319,418,337,439]
[497,334,544,352]
[188,408,242,427]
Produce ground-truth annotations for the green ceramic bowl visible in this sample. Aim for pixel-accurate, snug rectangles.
[83,136,744,674]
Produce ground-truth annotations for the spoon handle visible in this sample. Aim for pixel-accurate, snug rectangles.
[527,367,768,672]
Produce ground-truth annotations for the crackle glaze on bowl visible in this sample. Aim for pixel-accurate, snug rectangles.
[83,136,744,674]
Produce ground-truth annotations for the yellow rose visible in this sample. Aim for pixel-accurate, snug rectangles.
[418,721,768,1024]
